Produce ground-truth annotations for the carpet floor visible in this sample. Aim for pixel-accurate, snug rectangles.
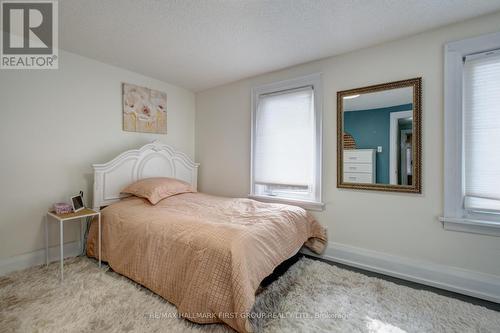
[0,256,499,332]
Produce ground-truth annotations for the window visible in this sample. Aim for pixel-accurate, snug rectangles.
[463,51,500,213]
[250,74,323,210]
[442,31,500,236]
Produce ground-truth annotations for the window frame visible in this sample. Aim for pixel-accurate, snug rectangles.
[442,31,500,236]
[249,73,324,211]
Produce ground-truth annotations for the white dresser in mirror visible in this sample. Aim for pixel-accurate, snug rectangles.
[343,149,376,184]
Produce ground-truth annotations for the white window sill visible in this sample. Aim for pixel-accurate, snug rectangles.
[248,194,325,211]
[439,216,500,237]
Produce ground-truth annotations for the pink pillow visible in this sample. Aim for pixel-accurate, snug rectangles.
[122,177,195,204]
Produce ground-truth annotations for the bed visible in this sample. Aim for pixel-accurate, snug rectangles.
[86,141,327,333]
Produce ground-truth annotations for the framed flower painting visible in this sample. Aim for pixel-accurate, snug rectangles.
[123,83,167,134]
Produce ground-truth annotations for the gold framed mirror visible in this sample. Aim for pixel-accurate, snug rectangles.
[337,78,422,193]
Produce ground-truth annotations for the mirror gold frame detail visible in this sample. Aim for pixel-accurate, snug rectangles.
[337,77,422,193]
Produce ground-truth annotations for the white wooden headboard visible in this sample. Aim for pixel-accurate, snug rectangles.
[92,141,199,210]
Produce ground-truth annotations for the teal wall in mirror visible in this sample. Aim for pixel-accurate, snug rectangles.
[344,103,412,184]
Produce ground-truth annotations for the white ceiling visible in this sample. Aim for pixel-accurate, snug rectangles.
[344,87,413,112]
[59,0,500,92]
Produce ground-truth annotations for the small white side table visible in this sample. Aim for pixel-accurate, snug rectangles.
[45,208,101,280]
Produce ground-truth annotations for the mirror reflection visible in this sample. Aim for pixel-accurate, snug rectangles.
[342,86,414,185]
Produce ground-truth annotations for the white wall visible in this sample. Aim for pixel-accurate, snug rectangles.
[0,50,195,261]
[195,12,500,277]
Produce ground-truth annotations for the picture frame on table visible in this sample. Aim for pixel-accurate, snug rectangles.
[71,192,85,212]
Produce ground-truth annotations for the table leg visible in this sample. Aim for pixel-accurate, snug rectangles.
[60,220,64,281]
[98,213,101,268]
[45,215,49,266]
[80,218,85,255]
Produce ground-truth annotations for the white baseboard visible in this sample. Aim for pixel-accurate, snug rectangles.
[0,241,82,276]
[302,241,500,304]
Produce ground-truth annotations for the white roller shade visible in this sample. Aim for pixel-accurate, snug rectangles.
[254,87,314,186]
[463,50,500,212]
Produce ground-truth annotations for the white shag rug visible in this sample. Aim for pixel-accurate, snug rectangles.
[0,257,498,333]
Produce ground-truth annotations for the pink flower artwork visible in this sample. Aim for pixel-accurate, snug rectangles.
[123,83,167,134]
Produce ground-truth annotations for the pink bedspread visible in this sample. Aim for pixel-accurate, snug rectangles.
[87,192,326,332]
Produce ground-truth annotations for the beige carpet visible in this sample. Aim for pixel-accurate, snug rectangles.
[1,257,499,332]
